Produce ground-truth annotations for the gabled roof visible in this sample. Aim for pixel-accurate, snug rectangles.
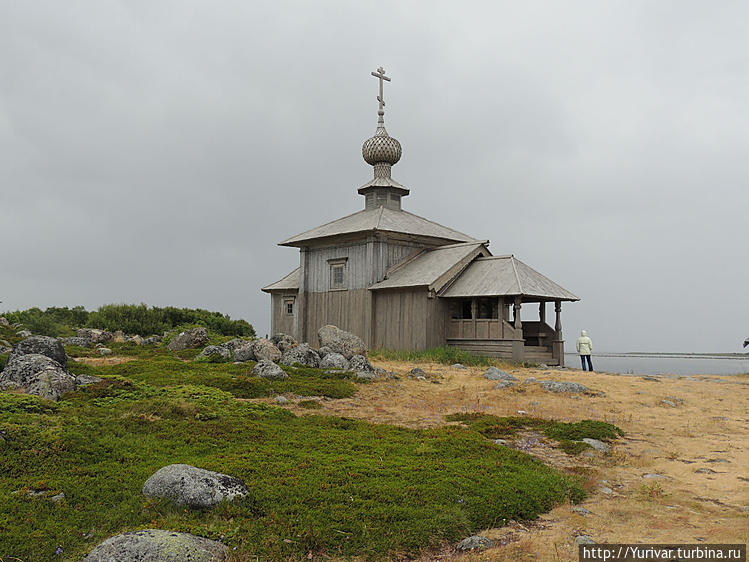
[280,206,478,247]
[369,241,489,292]
[261,267,300,293]
[440,256,579,301]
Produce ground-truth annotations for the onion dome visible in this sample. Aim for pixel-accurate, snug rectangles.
[362,125,402,168]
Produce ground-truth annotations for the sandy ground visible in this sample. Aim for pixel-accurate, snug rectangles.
[271,361,749,560]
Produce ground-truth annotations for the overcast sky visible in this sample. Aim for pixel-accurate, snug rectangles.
[1,1,747,353]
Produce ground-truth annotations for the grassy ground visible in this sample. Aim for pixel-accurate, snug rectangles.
[302,359,749,560]
[0,346,596,561]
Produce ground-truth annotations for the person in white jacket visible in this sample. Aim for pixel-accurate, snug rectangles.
[576,330,594,371]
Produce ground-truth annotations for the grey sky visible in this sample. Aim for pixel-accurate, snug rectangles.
[1,1,747,352]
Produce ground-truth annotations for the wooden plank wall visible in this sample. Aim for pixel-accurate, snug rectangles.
[304,289,369,347]
[372,289,447,350]
[446,339,515,357]
[270,293,297,339]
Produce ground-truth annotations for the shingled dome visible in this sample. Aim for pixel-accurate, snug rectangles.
[362,126,402,166]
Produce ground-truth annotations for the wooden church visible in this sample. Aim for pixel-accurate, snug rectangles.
[263,68,578,366]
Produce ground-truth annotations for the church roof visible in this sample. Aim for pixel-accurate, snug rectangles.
[369,241,489,291]
[440,256,579,301]
[279,206,478,247]
[261,267,300,293]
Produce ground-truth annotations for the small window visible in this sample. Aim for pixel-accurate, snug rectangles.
[284,298,295,316]
[329,260,347,290]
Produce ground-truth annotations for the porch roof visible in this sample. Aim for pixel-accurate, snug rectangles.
[369,241,488,291]
[261,267,300,293]
[440,256,579,301]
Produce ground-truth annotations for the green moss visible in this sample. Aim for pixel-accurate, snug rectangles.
[446,413,623,453]
[298,399,323,409]
[369,346,496,366]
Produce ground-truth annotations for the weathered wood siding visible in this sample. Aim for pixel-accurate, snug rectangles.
[446,339,515,357]
[304,289,369,347]
[372,289,447,350]
[271,293,297,338]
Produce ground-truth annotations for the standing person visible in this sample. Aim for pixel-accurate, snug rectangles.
[577,330,594,371]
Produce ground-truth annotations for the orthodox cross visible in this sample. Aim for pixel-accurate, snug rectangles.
[371,66,390,113]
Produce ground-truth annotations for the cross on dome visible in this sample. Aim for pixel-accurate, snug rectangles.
[371,66,391,120]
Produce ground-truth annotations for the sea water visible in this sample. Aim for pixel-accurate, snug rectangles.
[563,353,749,376]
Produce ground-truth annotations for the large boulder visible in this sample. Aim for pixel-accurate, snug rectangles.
[167,327,209,351]
[280,343,320,368]
[0,354,77,401]
[8,336,67,368]
[233,341,256,362]
[82,529,227,562]
[252,338,281,362]
[270,333,297,354]
[141,335,162,345]
[142,464,249,509]
[317,325,366,359]
[320,352,349,370]
[219,338,249,355]
[196,345,232,362]
[77,328,113,344]
[252,360,288,380]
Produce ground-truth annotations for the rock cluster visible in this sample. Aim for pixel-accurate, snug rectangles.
[167,327,209,351]
[0,336,101,400]
[280,343,320,368]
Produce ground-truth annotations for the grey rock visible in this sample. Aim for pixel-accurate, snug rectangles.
[523,377,538,384]
[576,535,595,545]
[8,335,67,368]
[17,330,32,338]
[219,338,246,353]
[82,529,227,561]
[60,336,92,348]
[317,346,332,359]
[233,342,256,362]
[410,367,427,377]
[317,325,366,359]
[196,345,232,362]
[0,316,8,326]
[695,468,717,474]
[167,327,209,351]
[0,354,77,401]
[707,458,731,463]
[661,399,677,407]
[75,374,103,386]
[493,439,508,446]
[98,347,112,356]
[599,486,614,495]
[320,352,349,370]
[0,345,11,354]
[572,506,592,515]
[641,375,661,382]
[270,333,297,354]
[484,366,517,381]
[540,381,590,393]
[280,343,320,368]
[582,438,610,453]
[495,380,515,389]
[252,338,282,362]
[349,354,374,373]
[77,328,113,344]
[112,330,125,343]
[49,492,65,502]
[125,335,143,345]
[451,363,467,369]
[355,371,378,381]
[141,335,162,345]
[274,395,289,404]
[252,360,288,380]
[142,464,249,509]
[375,367,387,377]
[456,535,494,551]
[642,473,665,479]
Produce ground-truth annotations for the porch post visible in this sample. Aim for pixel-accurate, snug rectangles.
[539,302,546,324]
[552,300,565,367]
[471,298,477,339]
[498,296,504,339]
[512,296,524,361]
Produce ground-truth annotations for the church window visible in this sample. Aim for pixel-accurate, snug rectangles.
[284,298,295,316]
[328,258,348,290]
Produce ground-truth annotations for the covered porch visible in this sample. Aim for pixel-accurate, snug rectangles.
[439,255,579,366]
